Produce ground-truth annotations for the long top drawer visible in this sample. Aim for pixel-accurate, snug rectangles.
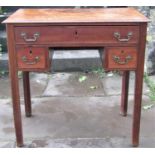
[14,25,139,46]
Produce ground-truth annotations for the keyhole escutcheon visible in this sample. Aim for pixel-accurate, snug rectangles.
[75,30,78,35]
[29,49,33,55]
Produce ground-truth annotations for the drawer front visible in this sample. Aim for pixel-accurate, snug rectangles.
[16,46,50,71]
[104,47,137,70]
[15,26,139,45]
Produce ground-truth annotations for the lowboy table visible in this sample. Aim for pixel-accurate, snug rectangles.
[3,8,149,147]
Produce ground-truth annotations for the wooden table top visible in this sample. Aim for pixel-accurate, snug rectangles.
[3,8,149,24]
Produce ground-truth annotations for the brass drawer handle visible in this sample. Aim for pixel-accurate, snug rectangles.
[114,32,133,42]
[22,56,40,65]
[113,55,132,65]
[21,32,40,42]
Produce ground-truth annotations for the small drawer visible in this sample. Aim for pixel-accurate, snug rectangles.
[16,46,51,71]
[104,47,137,70]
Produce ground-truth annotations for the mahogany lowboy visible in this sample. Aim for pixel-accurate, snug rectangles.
[3,8,149,147]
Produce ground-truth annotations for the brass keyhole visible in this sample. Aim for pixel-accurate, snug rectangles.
[29,50,32,55]
[121,50,124,54]
[75,30,78,35]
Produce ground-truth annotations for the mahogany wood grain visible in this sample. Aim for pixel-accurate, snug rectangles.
[3,8,148,24]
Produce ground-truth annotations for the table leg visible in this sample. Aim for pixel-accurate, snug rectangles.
[23,71,32,117]
[7,24,23,147]
[132,23,147,147]
[132,70,144,147]
[10,71,23,147]
[120,71,130,116]
[9,70,24,147]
